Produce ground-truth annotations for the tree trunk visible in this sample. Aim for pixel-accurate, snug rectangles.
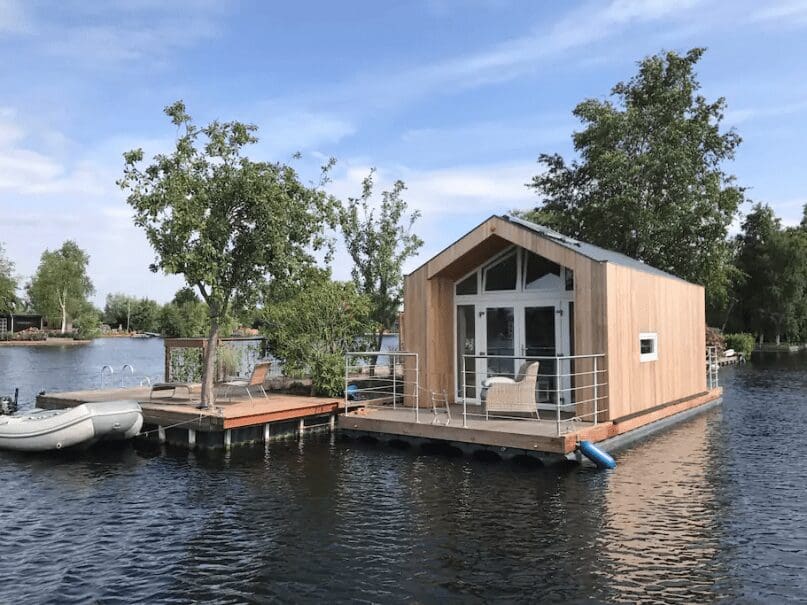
[60,304,67,334]
[200,317,220,408]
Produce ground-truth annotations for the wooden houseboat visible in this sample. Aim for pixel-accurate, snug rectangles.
[341,215,722,463]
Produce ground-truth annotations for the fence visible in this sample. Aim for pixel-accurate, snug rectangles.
[344,351,420,419]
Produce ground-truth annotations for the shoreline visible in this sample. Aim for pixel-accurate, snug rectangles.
[0,338,92,347]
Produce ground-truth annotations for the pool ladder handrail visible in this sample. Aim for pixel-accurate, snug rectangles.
[100,365,114,389]
[120,364,135,388]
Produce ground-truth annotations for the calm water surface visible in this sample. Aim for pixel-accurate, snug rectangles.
[0,340,805,603]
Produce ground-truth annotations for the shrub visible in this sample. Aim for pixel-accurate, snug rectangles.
[724,333,754,359]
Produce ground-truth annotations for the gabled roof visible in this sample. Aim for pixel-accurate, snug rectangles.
[413,214,690,284]
[504,215,688,283]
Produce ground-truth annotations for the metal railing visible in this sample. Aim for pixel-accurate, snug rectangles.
[460,353,607,436]
[706,346,719,389]
[344,351,419,421]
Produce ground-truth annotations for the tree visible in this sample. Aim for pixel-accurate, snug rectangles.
[119,101,335,407]
[0,243,17,314]
[338,170,423,369]
[262,274,373,396]
[733,204,807,344]
[27,240,94,333]
[104,293,135,330]
[522,48,744,307]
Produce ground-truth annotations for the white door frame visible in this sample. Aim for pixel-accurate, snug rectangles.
[454,293,572,406]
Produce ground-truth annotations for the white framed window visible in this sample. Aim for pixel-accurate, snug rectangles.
[639,332,658,362]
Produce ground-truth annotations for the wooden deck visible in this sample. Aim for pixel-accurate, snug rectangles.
[36,385,342,433]
[340,388,723,457]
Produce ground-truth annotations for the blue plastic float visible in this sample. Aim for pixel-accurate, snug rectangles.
[577,440,617,469]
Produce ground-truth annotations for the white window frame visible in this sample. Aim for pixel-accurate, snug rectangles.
[639,332,658,362]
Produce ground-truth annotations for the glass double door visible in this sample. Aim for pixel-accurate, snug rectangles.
[456,301,569,407]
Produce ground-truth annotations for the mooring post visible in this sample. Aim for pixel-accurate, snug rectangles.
[298,418,305,436]
[158,425,166,444]
[188,428,196,449]
[263,422,271,443]
[329,414,336,432]
[224,429,232,450]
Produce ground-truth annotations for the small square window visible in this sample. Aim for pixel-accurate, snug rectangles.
[639,332,658,362]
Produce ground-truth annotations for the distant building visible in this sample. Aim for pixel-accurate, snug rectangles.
[0,313,45,333]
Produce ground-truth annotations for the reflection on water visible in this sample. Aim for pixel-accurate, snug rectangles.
[0,344,806,603]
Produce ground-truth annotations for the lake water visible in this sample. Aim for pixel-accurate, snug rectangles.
[0,340,805,603]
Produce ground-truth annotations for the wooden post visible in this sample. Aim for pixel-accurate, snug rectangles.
[164,340,170,382]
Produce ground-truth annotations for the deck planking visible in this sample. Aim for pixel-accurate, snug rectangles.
[36,385,342,433]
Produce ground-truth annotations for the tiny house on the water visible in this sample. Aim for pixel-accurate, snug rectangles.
[350,214,721,458]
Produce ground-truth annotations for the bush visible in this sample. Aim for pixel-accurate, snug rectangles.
[724,333,754,359]
[73,312,101,339]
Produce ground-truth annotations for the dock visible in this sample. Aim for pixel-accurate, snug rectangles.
[37,386,342,449]
[339,388,723,464]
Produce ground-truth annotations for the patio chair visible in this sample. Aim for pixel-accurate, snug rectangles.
[219,360,272,401]
[430,389,451,426]
[484,362,540,419]
[149,382,193,400]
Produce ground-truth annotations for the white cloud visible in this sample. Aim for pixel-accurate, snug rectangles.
[724,99,807,125]
[749,0,807,24]
[0,0,29,34]
[324,159,537,279]
[333,0,702,108]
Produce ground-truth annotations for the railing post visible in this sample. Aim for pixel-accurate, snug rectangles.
[555,358,561,436]
[415,353,420,424]
[344,353,349,416]
[462,354,467,428]
[593,356,598,426]
[392,353,397,410]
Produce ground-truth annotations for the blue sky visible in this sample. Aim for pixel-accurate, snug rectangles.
[1,0,806,305]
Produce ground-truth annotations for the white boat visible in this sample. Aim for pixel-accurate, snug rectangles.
[0,400,143,452]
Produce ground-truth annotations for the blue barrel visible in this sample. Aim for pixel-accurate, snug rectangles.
[578,440,617,469]
[346,384,359,401]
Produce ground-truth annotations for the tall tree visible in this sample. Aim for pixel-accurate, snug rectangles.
[119,101,335,407]
[339,170,423,364]
[27,240,94,333]
[0,243,17,314]
[522,48,744,306]
[733,204,807,344]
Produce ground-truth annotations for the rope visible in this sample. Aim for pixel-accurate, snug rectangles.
[136,412,206,437]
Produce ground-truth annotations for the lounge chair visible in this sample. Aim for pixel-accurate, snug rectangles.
[483,362,540,419]
[218,360,272,401]
[149,382,193,400]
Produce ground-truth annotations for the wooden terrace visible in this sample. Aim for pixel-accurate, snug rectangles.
[37,386,342,448]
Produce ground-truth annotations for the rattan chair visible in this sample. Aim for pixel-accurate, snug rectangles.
[484,362,540,419]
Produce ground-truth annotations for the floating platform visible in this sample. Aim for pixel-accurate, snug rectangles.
[37,386,342,449]
[339,388,723,464]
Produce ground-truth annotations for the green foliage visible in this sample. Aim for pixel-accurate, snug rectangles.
[338,170,423,350]
[169,347,203,382]
[262,276,373,396]
[159,298,209,337]
[104,293,161,332]
[27,240,94,333]
[730,203,807,343]
[119,100,336,406]
[521,48,744,307]
[724,333,755,359]
[0,243,18,314]
[73,305,102,339]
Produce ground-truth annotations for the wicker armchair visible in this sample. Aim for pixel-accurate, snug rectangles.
[484,362,540,419]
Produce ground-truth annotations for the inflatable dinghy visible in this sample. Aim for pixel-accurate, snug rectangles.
[0,400,143,452]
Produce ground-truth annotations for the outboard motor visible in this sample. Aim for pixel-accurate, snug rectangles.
[0,388,18,415]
